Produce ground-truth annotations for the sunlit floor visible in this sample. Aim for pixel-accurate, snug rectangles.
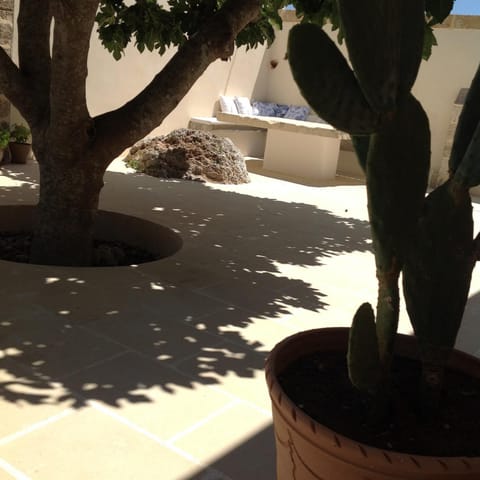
[0,158,480,480]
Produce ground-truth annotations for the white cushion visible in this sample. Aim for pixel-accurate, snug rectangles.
[219,95,238,114]
[234,96,253,115]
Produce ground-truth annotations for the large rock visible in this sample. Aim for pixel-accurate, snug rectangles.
[125,128,250,184]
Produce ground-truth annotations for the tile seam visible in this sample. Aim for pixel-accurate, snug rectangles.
[165,399,240,445]
[0,409,74,446]
[0,458,31,480]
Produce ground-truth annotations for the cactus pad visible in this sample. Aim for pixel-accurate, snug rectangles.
[288,23,380,134]
[348,303,381,392]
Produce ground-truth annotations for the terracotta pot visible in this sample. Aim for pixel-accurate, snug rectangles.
[265,327,480,479]
[9,142,32,164]
[0,146,11,164]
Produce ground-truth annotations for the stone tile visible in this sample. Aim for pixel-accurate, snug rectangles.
[186,471,232,479]
[21,268,148,324]
[135,256,231,290]
[12,271,224,328]
[175,342,270,411]
[206,424,275,480]
[0,315,126,381]
[196,276,323,318]
[62,280,226,326]
[62,352,235,440]
[0,264,58,294]
[267,304,351,332]
[86,311,225,364]
[0,360,75,439]
[199,305,299,353]
[0,297,53,323]
[139,285,227,320]
[0,407,199,480]
[183,468,233,480]
[172,404,273,479]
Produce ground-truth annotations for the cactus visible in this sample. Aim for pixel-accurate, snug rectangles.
[288,0,480,410]
[347,303,381,393]
[288,24,380,134]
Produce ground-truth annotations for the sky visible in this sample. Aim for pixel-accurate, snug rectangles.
[452,0,480,14]
[285,1,480,15]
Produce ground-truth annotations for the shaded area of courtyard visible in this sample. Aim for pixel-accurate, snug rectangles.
[0,163,372,410]
[2,162,480,479]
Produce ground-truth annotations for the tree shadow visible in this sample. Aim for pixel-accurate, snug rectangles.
[0,164,372,410]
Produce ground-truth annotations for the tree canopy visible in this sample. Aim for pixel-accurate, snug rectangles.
[96,0,455,62]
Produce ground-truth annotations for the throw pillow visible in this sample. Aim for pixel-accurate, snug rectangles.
[252,101,277,117]
[273,104,290,118]
[219,95,238,114]
[234,96,254,115]
[284,105,310,121]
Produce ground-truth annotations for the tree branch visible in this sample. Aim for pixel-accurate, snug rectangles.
[17,0,53,126]
[0,46,38,122]
[94,0,262,165]
[49,0,99,156]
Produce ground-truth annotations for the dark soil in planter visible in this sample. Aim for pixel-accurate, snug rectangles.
[0,232,156,266]
[279,351,480,457]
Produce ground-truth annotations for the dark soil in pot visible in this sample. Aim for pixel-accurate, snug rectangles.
[279,350,480,457]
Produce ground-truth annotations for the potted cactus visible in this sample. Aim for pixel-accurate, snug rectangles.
[265,1,480,478]
[9,123,32,164]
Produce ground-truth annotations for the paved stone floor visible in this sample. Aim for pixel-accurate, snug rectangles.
[0,158,479,479]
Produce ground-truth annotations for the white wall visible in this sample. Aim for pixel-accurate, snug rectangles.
[86,38,268,138]
[413,28,480,185]
[260,21,480,185]
[261,23,350,105]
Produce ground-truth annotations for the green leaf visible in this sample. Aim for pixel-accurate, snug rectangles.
[422,24,437,60]
[426,0,455,24]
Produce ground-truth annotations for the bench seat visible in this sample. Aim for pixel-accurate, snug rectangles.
[215,112,346,181]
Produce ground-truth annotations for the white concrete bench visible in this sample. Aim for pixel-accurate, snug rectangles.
[188,115,268,159]
[190,112,346,181]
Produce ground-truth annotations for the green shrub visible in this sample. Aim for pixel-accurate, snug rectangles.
[10,123,31,144]
[0,123,10,149]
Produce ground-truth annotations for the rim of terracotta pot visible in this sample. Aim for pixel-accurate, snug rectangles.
[265,327,480,476]
[0,204,183,268]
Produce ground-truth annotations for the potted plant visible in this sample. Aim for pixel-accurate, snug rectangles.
[0,122,10,164]
[265,1,480,478]
[9,123,32,164]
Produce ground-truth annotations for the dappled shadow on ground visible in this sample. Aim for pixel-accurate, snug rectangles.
[0,165,372,410]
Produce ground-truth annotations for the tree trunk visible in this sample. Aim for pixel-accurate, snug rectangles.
[30,156,105,266]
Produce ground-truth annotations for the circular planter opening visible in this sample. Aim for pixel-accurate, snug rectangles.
[0,205,182,267]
